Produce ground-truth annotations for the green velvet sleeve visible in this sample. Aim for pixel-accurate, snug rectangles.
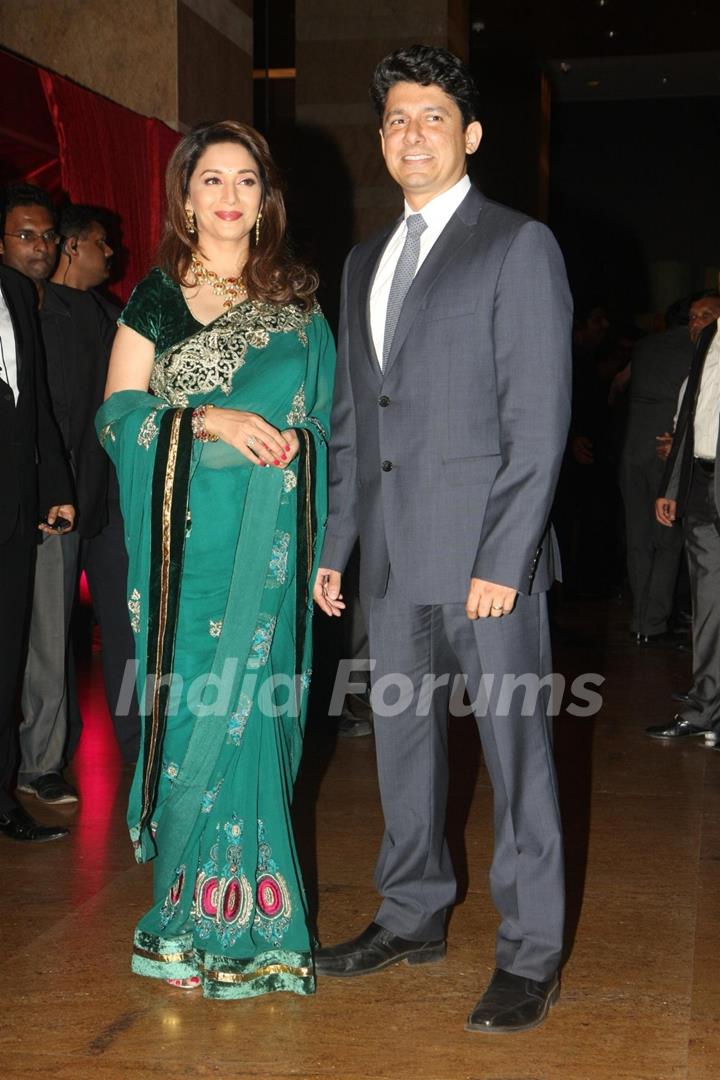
[118,267,164,344]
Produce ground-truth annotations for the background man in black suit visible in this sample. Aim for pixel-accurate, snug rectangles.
[51,202,140,764]
[649,294,720,744]
[0,185,119,803]
[0,262,74,841]
[620,298,694,643]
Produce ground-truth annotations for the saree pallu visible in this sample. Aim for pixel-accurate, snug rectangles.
[96,301,334,998]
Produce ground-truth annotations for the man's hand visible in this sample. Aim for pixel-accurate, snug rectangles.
[313,568,345,617]
[655,432,673,461]
[466,578,518,620]
[571,435,594,465]
[39,504,75,535]
[656,497,677,527]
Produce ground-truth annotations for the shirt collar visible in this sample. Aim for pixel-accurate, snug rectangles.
[403,174,471,230]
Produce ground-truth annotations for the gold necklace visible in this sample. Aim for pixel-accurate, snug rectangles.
[190,254,247,309]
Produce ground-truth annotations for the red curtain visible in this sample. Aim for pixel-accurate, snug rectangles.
[39,69,179,302]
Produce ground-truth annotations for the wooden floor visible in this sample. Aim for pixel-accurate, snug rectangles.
[2,597,719,1080]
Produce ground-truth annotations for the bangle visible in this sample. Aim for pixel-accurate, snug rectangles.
[191,403,219,442]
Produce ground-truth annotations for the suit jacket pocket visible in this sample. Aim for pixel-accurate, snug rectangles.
[441,453,501,487]
[420,298,478,321]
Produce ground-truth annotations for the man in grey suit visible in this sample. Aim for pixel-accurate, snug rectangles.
[313,46,572,1033]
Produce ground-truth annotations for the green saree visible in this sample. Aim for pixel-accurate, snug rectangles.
[96,269,335,999]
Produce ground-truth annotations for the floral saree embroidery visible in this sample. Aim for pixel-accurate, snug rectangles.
[150,301,320,407]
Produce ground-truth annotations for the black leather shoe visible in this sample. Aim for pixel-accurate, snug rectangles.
[645,716,708,740]
[17,772,78,804]
[314,921,445,977]
[465,968,559,1034]
[634,632,690,651]
[671,691,692,704]
[0,805,69,842]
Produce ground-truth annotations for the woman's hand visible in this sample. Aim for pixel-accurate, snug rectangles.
[280,429,300,464]
[204,408,292,467]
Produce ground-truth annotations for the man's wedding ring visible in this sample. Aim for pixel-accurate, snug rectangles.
[491,603,504,612]
[247,436,257,448]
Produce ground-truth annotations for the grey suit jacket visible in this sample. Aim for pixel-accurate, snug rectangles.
[321,185,573,604]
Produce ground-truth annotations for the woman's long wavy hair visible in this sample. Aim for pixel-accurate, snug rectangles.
[158,120,318,310]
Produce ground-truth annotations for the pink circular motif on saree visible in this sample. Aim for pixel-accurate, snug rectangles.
[256,874,283,918]
[223,877,241,921]
[200,876,220,917]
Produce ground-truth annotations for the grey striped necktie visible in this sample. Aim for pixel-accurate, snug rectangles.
[382,212,427,368]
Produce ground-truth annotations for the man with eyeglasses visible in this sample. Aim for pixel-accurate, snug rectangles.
[1,184,114,805]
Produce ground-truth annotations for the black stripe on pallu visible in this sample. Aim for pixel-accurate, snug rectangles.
[294,428,316,680]
[139,407,194,838]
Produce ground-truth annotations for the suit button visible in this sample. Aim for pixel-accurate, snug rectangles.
[379,395,390,407]
[381,460,393,472]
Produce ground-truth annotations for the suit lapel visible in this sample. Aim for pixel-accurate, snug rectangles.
[355,227,395,378]
[0,279,26,388]
[382,209,476,377]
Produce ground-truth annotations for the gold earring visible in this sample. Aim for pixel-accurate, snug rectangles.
[255,211,263,245]
[185,206,196,236]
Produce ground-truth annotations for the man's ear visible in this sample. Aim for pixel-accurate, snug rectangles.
[464,121,483,156]
[63,237,78,257]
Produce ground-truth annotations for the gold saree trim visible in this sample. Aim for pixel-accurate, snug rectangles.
[300,429,313,582]
[133,945,193,964]
[198,962,312,984]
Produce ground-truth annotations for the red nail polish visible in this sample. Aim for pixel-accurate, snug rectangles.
[284,444,290,451]
[273,458,279,465]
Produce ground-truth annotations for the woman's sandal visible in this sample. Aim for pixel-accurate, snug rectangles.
[166,976,201,990]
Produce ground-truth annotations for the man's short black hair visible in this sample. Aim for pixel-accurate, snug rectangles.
[370,45,481,128]
[58,202,109,241]
[665,296,691,327]
[1,182,56,234]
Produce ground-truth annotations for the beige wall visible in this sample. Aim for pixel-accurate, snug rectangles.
[295,0,469,241]
[0,0,178,122]
[0,0,253,129]
[178,0,253,129]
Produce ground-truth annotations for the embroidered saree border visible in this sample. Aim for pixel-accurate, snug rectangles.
[294,428,316,677]
[132,930,313,984]
[139,407,194,840]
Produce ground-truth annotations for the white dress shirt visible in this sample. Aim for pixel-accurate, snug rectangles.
[0,285,19,404]
[694,320,720,459]
[370,174,471,366]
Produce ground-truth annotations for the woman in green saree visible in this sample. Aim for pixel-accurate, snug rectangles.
[96,121,335,999]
